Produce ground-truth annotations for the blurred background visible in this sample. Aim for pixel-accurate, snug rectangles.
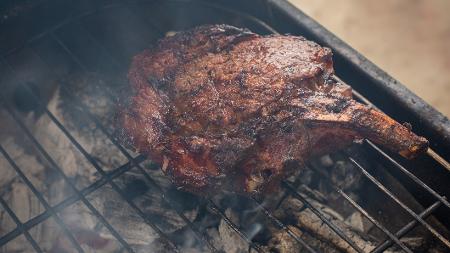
[289,0,450,117]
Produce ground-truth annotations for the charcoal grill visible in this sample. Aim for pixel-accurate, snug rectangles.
[0,0,449,252]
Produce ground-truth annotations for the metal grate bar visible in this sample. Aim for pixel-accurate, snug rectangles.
[373,199,443,253]
[0,142,85,253]
[349,157,450,248]
[274,175,304,211]
[1,59,138,253]
[426,148,450,173]
[305,162,416,252]
[0,196,43,253]
[250,196,318,253]
[206,199,265,253]
[0,154,144,247]
[365,140,450,210]
[32,33,218,252]
[282,181,366,253]
[337,189,413,253]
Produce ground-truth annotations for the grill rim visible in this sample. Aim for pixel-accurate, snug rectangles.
[0,0,448,251]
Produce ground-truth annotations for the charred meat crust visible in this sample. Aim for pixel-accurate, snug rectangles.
[116,24,428,195]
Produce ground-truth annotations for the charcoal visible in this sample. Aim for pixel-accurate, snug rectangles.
[267,225,341,253]
[345,212,373,233]
[217,209,249,253]
[276,196,399,253]
[319,154,334,168]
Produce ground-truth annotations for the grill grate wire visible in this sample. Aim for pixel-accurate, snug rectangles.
[0,1,449,252]
[0,179,43,253]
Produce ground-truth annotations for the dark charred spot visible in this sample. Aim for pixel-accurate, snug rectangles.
[220,25,247,36]
[296,89,314,97]
[283,160,300,170]
[325,77,336,86]
[229,115,239,125]
[222,33,258,52]
[148,76,167,90]
[229,33,258,45]
[261,168,273,179]
[281,122,294,133]
[207,69,216,79]
[236,71,247,89]
[243,125,258,138]
[326,98,350,113]
[286,106,308,116]
[188,84,204,97]
[402,122,412,131]
[185,140,204,154]
[212,137,253,172]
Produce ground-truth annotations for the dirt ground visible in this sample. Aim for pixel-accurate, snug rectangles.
[289,0,450,117]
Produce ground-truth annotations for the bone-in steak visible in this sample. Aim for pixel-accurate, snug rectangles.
[116,25,428,195]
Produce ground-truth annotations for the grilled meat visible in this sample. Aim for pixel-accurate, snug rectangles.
[116,25,428,194]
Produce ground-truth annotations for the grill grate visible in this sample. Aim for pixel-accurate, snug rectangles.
[0,1,449,252]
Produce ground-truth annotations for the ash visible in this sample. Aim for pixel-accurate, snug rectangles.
[0,72,448,252]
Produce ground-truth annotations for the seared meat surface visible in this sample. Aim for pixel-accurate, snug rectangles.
[117,25,428,194]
